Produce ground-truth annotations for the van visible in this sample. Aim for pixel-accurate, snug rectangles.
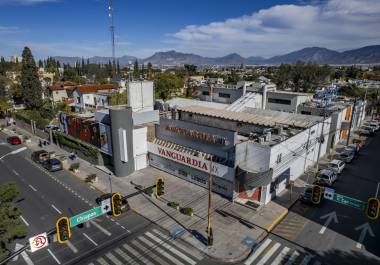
[315,169,338,187]
[31,150,49,163]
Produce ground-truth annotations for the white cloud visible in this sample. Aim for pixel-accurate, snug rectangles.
[0,26,21,34]
[170,0,380,57]
[0,0,59,5]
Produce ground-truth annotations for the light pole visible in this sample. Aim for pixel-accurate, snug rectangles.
[0,147,27,160]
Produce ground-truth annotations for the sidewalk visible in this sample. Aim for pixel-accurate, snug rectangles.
[0,124,364,263]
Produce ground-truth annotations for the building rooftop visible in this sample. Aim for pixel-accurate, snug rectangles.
[178,105,322,129]
[267,90,313,97]
[75,84,115,94]
[166,98,228,110]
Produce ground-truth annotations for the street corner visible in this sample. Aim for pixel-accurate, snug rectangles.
[266,208,289,232]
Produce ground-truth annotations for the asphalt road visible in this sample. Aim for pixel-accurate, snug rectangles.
[0,133,217,265]
[244,132,380,265]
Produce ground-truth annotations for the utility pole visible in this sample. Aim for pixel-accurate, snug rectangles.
[207,159,213,246]
[315,111,326,177]
[346,98,357,146]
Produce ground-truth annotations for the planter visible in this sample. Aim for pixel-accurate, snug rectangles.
[180,207,193,216]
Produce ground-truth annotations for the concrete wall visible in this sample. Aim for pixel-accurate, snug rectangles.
[266,92,312,113]
[127,81,154,112]
[109,107,135,177]
[197,86,243,104]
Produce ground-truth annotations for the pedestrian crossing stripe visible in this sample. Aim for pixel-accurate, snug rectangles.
[244,238,322,265]
[82,228,204,265]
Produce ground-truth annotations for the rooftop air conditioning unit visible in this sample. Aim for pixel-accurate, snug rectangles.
[259,137,265,144]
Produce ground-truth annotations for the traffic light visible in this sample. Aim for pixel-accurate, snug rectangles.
[366,197,380,220]
[56,217,70,244]
[156,177,165,198]
[311,185,323,204]
[111,192,123,217]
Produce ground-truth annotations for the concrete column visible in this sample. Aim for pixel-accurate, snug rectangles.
[109,107,135,177]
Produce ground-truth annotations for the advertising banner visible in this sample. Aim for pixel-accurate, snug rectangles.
[99,123,113,155]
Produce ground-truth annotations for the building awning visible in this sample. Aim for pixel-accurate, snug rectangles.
[237,165,273,188]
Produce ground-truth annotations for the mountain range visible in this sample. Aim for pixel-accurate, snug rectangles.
[52,45,380,66]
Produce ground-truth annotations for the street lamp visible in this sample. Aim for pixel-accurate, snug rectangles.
[0,147,27,160]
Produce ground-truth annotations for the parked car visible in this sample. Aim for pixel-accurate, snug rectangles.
[361,125,375,134]
[358,128,373,136]
[42,158,62,172]
[328,159,345,174]
[299,187,314,204]
[44,125,60,133]
[31,150,49,163]
[364,122,379,132]
[7,136,22,145]
[315,169,338,186]
[346,143,360,154]
[337,151,354,163]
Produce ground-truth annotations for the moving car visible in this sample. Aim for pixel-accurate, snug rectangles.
[328,159,345,174]
[299,187,314,204]
[31,150,49,163]
[337,151,354,163]
[42,158,62,172]
[7,136,22,145]
[315,169,338,187]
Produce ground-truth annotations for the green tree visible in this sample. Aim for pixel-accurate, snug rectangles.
[154,72,183,100]
[147,62,153,80]
[133,60,139,79]
[0,182,28,260]
[20,47,43,109]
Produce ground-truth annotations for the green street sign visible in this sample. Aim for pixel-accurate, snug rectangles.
[70,207,104,227]
[333,193,366,210]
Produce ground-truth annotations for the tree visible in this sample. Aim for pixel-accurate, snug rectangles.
[147,62,153,80]
[0,182,28,260]
[133,60,139,79]
[154,72,183,100]
[20,47,43,109]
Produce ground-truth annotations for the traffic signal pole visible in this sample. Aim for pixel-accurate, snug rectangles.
[207,159,213,246]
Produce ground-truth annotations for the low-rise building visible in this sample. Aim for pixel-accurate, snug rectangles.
[148,105,329,206]
[72,84,115,112]
[265,91,313,113]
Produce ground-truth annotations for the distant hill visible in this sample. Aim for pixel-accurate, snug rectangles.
[51,45,380,66]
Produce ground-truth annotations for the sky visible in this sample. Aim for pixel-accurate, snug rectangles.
[0,0,379,59]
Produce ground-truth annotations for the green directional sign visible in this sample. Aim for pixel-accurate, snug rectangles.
[70,207,104,227]
[333,193,366,210]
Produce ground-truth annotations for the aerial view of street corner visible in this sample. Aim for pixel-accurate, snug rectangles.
[0,1,379,265]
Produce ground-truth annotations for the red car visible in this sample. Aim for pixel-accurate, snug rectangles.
[7,136,22,145]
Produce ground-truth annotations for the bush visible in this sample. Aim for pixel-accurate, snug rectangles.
[167,201,179,208]
[69,162,80,171]
[180,207,193,216]
[14,110,50,129]
[85,174,97,183]
[55,132,99,160]
[144,187,154,195]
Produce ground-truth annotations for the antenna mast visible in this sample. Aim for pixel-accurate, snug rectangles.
[108,0,117,91]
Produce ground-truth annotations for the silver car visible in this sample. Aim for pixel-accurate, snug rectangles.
[316,169,338,186]
[337,151,354,163]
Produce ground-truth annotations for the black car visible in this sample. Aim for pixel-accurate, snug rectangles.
[299,187,313,204]
[42,158,63,172]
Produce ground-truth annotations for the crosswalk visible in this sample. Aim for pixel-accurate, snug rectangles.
[87,228,203,265]
[244,238,322,265]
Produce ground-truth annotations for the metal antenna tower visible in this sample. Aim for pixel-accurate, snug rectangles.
[108,0,117,91]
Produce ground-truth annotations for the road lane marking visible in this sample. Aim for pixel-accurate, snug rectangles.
[12,169,19,175]
[257,242,281,265]
[244,238,272,265]
[89,220,111,236]
[146,231,197,265]
[47,249,61,264]
[138,236,185,265]
[96,257,109,265]
[66,241,78,253]
[300,255,312,265]
[284,250,300,265]
[123,243,155,265]
[114,248,135,264]
[152,228,203,260]
[105,253,123,265]
[20,215,29,226]
[83,232,98,246]
[130,240,156,265]
[51,204,62,214]
[272,246,290,265]
[28,185,37,192]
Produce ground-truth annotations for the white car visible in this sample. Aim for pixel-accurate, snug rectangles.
[328,159,345,174]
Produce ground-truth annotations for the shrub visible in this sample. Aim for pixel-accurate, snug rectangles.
[144,187,154,195]
[55,132,99,160]
[14,110,50,129]
[167,201,179,208]
[69,162,80,171]
[85,174,97,183]
[180,207,193,216]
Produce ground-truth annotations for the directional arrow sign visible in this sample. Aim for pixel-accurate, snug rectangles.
[319,211,338,234]
[355,222,375,249]
[101,198,111,214]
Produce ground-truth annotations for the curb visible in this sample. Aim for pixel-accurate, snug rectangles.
[266,199,299,232]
